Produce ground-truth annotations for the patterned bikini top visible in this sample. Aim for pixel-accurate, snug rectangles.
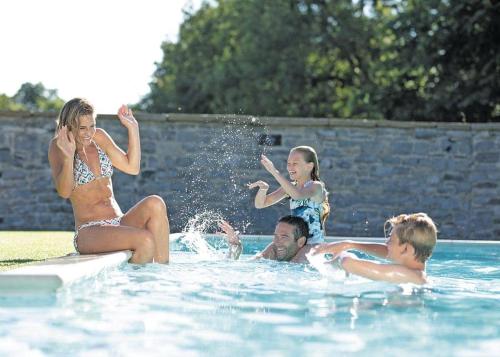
[73,142,113,187]
[289,180,327,244]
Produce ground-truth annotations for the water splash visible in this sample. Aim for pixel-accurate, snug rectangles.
[178,210,226,260]
[176,115,272,234]
[306,252,347,281]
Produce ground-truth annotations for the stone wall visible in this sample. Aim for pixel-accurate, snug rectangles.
[1,111,499,240]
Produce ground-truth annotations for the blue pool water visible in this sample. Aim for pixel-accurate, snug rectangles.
[0,236,499,356]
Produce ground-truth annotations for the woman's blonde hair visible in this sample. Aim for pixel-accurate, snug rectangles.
[56,98,94,141]
[290,146,331,229]
[384,213,438,263]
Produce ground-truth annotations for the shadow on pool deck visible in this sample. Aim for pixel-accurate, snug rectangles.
[0,259,43,267]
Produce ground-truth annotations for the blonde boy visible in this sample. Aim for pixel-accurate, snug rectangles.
[311,213,438,284]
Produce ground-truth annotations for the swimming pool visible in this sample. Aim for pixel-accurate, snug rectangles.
[0,236,499,356]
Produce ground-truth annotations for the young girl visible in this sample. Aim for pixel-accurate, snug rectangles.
[249,146,330,246]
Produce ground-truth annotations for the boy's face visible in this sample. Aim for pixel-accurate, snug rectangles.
[386,231,405,263]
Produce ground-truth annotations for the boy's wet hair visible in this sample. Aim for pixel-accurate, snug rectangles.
[278,215,310,243]
[290,146,331,230]
[384,213,438,263]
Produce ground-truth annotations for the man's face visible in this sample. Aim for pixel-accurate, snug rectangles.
[272,222,303,261]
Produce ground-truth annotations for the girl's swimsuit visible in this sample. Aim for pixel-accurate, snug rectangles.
[72,142,121,253]
[289,181,327,244]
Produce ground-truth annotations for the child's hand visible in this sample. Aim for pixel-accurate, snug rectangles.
[218,220,241,246]
[260,154,276,173]
[248,181,269,190]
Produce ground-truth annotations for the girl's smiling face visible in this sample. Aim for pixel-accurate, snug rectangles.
[287,150,313,182]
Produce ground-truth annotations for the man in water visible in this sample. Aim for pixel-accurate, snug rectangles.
[220,215,310,263]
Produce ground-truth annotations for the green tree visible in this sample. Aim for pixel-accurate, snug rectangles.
[0,82,64,112]
[377,0,500,122]
[140,0,500,122]
[0,94,24,111]
[140,0,315,116]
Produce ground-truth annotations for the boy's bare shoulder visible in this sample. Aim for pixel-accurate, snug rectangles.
[384,263,427,285]
[341,256,428,285]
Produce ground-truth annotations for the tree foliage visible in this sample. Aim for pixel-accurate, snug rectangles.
[140,0,500,122]
[0,82,64,112]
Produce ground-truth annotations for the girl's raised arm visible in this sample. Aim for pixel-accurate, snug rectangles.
[248,181,287,208]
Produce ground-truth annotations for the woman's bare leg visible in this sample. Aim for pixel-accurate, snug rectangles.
[121,195,170,263]
[76,225,155,264]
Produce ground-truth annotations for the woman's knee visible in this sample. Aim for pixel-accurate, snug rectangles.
[145,195,167,215]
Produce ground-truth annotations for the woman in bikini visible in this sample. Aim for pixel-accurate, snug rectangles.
[48,98,169,264]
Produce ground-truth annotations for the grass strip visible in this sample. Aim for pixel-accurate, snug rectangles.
[0,231,74,271]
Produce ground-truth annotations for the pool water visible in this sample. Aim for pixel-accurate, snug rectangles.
[0,237,499,356]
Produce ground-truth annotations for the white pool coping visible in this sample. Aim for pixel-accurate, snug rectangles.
[0,250,132,293]
[196,234,500,244]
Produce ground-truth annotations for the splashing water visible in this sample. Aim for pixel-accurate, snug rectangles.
[178,210,227,260]
[306,252,347,281]
[176,115,272,233]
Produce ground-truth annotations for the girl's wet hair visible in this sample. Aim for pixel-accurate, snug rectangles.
[56,98,94,137]
[290,146,331,229]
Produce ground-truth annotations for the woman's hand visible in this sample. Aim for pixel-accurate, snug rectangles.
[248,180,269,191]
[117,105,138,130]
[260,154,277,174]
[219,220,241,246]
[55,126,76,159]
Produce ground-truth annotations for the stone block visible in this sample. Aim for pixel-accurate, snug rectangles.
[473,140,496,152]
[415,128,439,139]
[389,142,413,155]
[475,152,499,163]
[0,148,11,161]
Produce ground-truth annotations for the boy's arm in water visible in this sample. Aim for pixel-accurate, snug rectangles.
[219,220,242,260]
[338,252,427,285]
[312,241,389,259]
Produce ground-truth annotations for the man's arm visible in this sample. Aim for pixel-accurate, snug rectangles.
[219,220,243,260]
[227,241,242,260]
[339,253,426,285]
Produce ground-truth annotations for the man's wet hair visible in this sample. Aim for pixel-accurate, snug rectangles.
[278,215,310,243]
